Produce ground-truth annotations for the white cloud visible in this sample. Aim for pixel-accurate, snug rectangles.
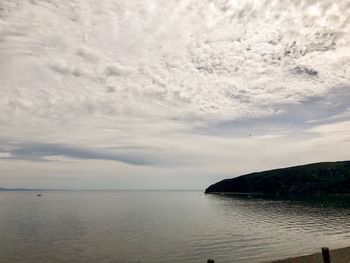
[1,0,349,123]
[0,152,10,158]
[0,0,349,188]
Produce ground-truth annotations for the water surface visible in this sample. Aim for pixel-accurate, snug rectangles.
[1,190,350,262]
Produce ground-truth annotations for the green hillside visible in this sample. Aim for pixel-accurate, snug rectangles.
[205,161,350,196]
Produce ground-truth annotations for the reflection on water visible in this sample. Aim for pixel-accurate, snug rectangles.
[209,195,350,262]
[1,191,350,263]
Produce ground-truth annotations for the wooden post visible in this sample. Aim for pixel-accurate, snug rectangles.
[207,259,214,263]
[321,247,330,263]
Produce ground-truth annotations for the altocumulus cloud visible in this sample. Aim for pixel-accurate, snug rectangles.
[0,0,349,188]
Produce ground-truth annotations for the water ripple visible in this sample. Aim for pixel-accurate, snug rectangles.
[2,191,350,263]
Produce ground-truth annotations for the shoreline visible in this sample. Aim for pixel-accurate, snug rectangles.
[268,246,350,263]
[206,191,350,198]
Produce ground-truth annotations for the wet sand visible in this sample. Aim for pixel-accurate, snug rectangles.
[269,247,350,263]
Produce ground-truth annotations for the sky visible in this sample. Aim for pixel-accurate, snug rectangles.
[0,0,349,189]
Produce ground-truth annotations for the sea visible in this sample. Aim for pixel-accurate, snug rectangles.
[1,190,350,263]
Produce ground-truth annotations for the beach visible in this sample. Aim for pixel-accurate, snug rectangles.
[270,246,350,263]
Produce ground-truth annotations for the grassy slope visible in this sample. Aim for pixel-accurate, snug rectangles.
[205,161,350,196]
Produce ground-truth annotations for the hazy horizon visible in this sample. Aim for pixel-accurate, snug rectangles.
[1,0,350,189]
[2,160,350,190]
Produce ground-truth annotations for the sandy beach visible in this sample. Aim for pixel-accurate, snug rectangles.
[270,247,350,263]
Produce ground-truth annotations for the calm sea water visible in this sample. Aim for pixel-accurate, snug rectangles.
[1,191,350,263]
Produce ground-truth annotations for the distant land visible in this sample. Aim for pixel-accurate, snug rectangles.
[205,161,350,196]
[0,188,44,191]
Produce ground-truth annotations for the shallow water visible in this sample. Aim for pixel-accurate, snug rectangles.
[1,191,350,263]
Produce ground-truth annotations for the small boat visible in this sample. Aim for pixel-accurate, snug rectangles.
[37,194,42,197]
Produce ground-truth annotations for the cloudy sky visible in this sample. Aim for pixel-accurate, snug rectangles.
[0,0,349,189]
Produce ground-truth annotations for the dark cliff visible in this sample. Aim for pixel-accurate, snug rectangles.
[205,161,350,196]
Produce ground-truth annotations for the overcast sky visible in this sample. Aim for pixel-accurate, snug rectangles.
[0,0,349,189]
